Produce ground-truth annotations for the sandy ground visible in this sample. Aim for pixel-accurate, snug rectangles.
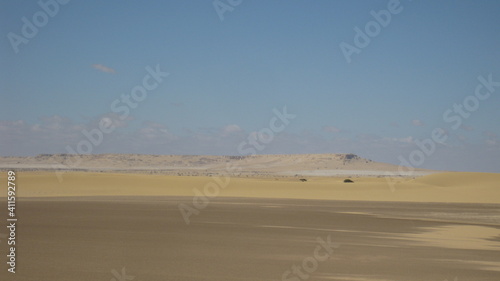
[2,171,499,203]
[0,198,499,281]
[0,171,499,280]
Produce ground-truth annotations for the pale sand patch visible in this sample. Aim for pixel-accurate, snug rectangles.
[3,171,500,204]
[456,260,500,272]
[436,260,500,272]
[398,225,500,250]
[403,224,500,274]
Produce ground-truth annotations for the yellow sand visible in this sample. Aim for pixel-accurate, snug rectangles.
[4,171,500,203]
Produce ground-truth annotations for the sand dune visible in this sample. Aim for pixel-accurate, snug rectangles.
[413,171,500,187]
[5,171,499,204]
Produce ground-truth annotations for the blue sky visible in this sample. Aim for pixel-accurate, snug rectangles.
[1,0,500,172]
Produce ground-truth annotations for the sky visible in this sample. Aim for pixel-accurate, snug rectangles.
[1,0,500,172]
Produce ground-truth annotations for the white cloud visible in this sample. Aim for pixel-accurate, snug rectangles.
[483,131,497,138]
[222,124,242,134]
[486,139,496,145]
[412,119,424,127]
[137,121,176,141]
[483,131,499,147]
[323,126,341,133]
[460,125,474,131]
[389,136,414,144]
[97,113,131,129]
[92,64,116,74]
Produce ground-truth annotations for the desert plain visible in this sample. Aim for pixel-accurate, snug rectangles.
[0,154,499,281]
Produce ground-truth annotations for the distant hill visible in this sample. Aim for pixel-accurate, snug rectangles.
[0,153,436,177]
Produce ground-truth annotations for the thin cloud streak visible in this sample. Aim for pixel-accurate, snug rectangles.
[92,64,116,74]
